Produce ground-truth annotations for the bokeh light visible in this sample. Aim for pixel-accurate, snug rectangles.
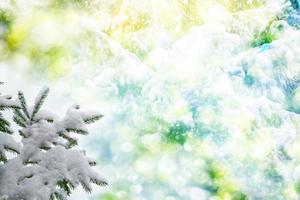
[1,0,300,199]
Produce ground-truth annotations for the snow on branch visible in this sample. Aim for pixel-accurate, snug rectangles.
[0,82,21,162]
[0,87,107,200]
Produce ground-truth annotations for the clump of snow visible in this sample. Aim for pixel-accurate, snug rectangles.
[0,84,20,110]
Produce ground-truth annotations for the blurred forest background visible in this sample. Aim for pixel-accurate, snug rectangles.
[1,0,300,199]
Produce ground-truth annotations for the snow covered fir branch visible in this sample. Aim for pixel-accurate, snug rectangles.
[0,83,107,200]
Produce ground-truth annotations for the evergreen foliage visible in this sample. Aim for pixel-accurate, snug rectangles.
[0,85,107,200]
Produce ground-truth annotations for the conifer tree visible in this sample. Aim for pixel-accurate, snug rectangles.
[0,86,107,200]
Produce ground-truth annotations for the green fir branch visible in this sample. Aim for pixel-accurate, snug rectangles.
[13,115,27,128]
[90,177,108,186]
[65,128,88,135]
[13,109,28,125]
[80,181,92,193]
[57,131,78,148]
[31,87,49,120]
[18,91,30,120]
[3,145,19,154]
[83,114,103,124]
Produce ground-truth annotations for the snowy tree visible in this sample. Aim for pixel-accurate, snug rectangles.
[0,86,107,200]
